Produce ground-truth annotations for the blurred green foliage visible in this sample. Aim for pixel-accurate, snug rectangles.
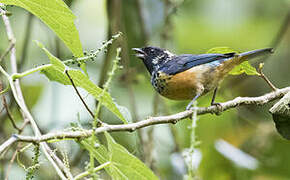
[0,0,290,179]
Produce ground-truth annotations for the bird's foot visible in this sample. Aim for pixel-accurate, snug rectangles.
[186,103,193,110]
[211,102,223,115]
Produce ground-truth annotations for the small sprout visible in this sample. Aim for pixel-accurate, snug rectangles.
[257,62,277,91]
[94,143,100,148]
[5,11,12,16]
[259,63,264,70]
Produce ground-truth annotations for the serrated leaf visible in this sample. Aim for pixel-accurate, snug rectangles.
[0,0,83,57]
[37,42,127,124]
[229,61,259,75]
[81,139,117,177]
[206,47,259,76]
[105,132,158,180]
[116,104,132,123]
[82,134,159,180]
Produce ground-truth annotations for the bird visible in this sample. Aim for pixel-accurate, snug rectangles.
[133,46,274,110]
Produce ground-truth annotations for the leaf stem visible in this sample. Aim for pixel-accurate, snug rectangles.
[94,47,122,127]
[258,63,277,91]
[63,32,122,65]
[65,70,95,118]
[75,162,111,180]
[11,64,52,80]
[89,47,121,177]
[185,102,199,179]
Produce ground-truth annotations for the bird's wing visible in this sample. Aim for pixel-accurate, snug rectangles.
[159,53,235,75]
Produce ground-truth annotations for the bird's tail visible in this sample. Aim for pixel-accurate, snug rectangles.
[238,48,274,63]
[218,48,274,76]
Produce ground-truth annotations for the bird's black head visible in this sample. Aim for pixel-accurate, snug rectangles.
[133,46,174,74]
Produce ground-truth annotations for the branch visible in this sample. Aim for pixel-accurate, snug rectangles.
[0,42,15,62]
[0,86,288,145]
[257,63,277,91]
[0,5,72,180]
[63,32,122,65]
[74,161,111,180]
[65,70,95,118]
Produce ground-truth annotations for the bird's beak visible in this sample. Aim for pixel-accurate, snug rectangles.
[132,48,145,59]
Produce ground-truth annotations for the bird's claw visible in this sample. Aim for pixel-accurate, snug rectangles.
[211,102,222,115]
[186,104,192,110]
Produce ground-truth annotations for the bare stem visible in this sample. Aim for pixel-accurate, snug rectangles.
[65,70,95,118]
[0,86,288,147]
[74,162,111,180]
[186,102,199,179]
[0,5,72,179]
[0,43,15,62]
[258,63,277,91]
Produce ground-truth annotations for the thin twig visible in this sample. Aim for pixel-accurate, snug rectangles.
[0,136,18,155]
[63,32,122,65]
[0,80,19,131]
[0,43,15,62]
[65,70,95,118]
[1,92,20,131]
[0,86,288,146]
[0,5,72,179]
[258,63,277,91]
[96,4,119,119]
[74,161,111,180]
[4,146,19,180]
[186,101,198,179]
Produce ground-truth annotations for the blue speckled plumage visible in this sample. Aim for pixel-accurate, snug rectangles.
[133,47,273,109]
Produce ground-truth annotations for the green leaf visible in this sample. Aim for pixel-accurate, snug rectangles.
[81,140,115,176]
[105,132,158,180]
[0,0,83,57]
[37,42,127,124]
[206,47,238,54]
[206,47,259,76]
[22,84,44,109]
[229,61,259,75]
[82,134,159,180]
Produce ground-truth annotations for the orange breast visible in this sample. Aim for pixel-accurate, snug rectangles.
[158,58,241,100]
[161,66,208,100]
